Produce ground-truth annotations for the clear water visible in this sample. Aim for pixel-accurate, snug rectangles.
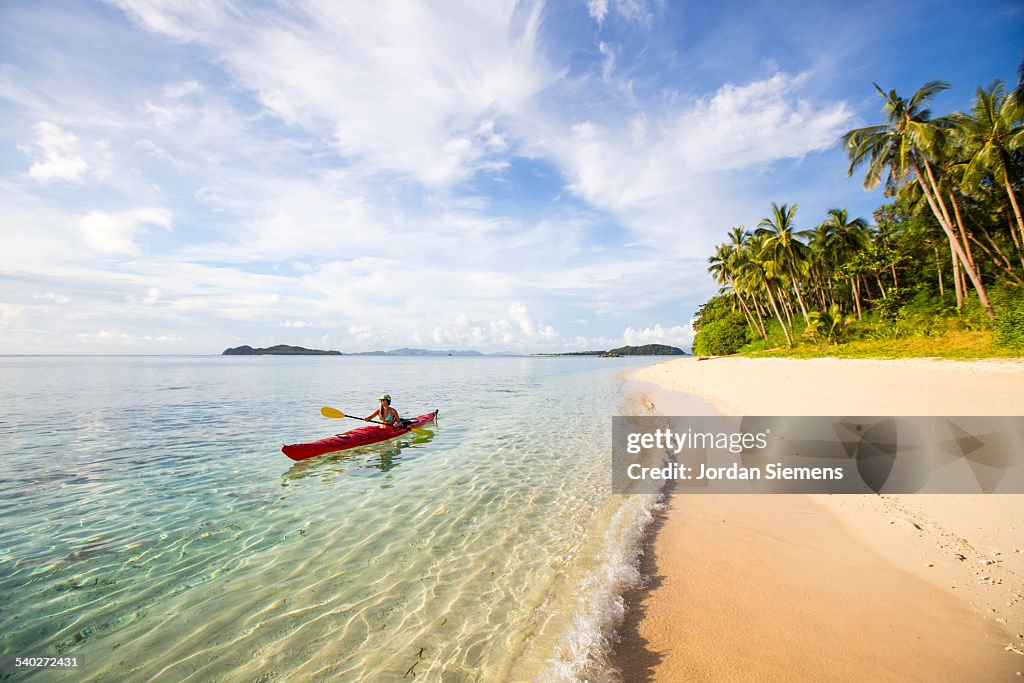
[0,356,661,682]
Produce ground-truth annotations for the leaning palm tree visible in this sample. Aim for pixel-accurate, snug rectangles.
[746,232,794,347]
[708,230,767,339]
[756,202,812,325]
[952,80,1024,249]
[843,82,994,316]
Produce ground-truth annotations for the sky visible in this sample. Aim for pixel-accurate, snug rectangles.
[1,0,1021,354]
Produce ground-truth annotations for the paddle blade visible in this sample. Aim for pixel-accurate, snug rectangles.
[321,406,346,419]
[410,427,433,436]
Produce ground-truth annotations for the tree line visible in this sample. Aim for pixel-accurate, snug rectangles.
[694,71,1024,355]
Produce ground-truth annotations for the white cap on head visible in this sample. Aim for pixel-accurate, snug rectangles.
[379,394,391,402]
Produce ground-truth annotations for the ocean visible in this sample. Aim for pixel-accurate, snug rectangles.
[0,355,663,681]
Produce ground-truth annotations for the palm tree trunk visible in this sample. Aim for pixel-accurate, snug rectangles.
[1009,214,1024,270]
[890,263,898,289]
[743,295,767,338]
[737,295,762,339]
[934,245,945,298]
[949,193,976,271]
[762,278,793,347]
[752,296,765,319]
[1004,174,1024,251]
[875,275,887,300]
[752,299,768,338]
[950,237,963,311]
[739,302,757,336]
[741,296,765,339]
[849,277,862,320]
[968,233,1023,283]
[918,158,993,316]
[786,264,810,325]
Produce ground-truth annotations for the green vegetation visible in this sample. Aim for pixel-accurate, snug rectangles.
[535,344,686,356]
[607,344,686,356]
[694,71,1024,359]
[222,345,342,355]
[692,296,748,356]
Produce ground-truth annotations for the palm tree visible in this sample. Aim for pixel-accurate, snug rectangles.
[746,232,794,347]
[843,82,994,316]
[708,229,767,339]
[953,80,1024,250]
[818,208,871,318]
[756,202,812,325]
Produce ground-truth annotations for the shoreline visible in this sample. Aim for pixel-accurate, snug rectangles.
[613,356,1024,681]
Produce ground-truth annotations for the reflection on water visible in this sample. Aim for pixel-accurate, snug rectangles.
[281,428,438,483]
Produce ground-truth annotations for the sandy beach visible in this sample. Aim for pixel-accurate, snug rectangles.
[617,357,1024,681]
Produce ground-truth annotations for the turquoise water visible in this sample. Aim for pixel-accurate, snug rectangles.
[0,356,661,681]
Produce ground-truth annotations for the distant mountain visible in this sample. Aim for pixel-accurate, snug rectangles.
[532,344,687,357]
[223,345,341,356]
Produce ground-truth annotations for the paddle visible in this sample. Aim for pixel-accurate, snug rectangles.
[320,406,433,435]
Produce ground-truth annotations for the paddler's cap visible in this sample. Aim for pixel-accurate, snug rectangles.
[379,394,391,402]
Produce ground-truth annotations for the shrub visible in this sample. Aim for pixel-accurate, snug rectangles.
[693,314,749,356]
[992,285,1024,350]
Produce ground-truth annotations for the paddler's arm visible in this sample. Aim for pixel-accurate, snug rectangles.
[364,408,381,422]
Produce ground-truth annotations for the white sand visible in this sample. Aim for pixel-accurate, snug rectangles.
[616,357,1024,681]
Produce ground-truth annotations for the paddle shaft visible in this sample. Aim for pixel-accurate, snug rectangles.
[321,406,431,434]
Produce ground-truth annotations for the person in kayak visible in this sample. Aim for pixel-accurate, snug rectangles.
[366,394,401,428]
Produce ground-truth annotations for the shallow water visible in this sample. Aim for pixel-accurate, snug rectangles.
[0,356,661,681]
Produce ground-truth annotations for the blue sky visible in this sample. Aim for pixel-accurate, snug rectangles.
[1,0,1021,354]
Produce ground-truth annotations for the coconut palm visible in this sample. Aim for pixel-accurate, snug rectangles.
[708,229,768,339]
[756,202,812,325]
[746,232,794,347]
[843,82,994,316]
[818,208,871,317]
[952,80,1024,249]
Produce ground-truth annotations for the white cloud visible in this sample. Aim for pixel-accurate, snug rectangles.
[587,0,652,26]
[671,73,853,171]
[32,292,71,304]
[113,0,554,187]
[508,301,556,339]
[24,122,89,182]
[623,323,694,348]
[77,208,172,255]
[163,79,201,98]
[563,73,851,205]
[551,72,853,254]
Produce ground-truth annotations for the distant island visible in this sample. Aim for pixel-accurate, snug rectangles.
[221,345,522,357]
[223,345,342,355]
[532,344,688,357]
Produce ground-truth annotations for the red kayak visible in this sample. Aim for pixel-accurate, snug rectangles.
[282,410,439,461]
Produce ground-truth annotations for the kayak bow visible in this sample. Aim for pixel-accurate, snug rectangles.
[282,410,439,461]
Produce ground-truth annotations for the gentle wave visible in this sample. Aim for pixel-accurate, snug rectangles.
[542,494,663,682]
